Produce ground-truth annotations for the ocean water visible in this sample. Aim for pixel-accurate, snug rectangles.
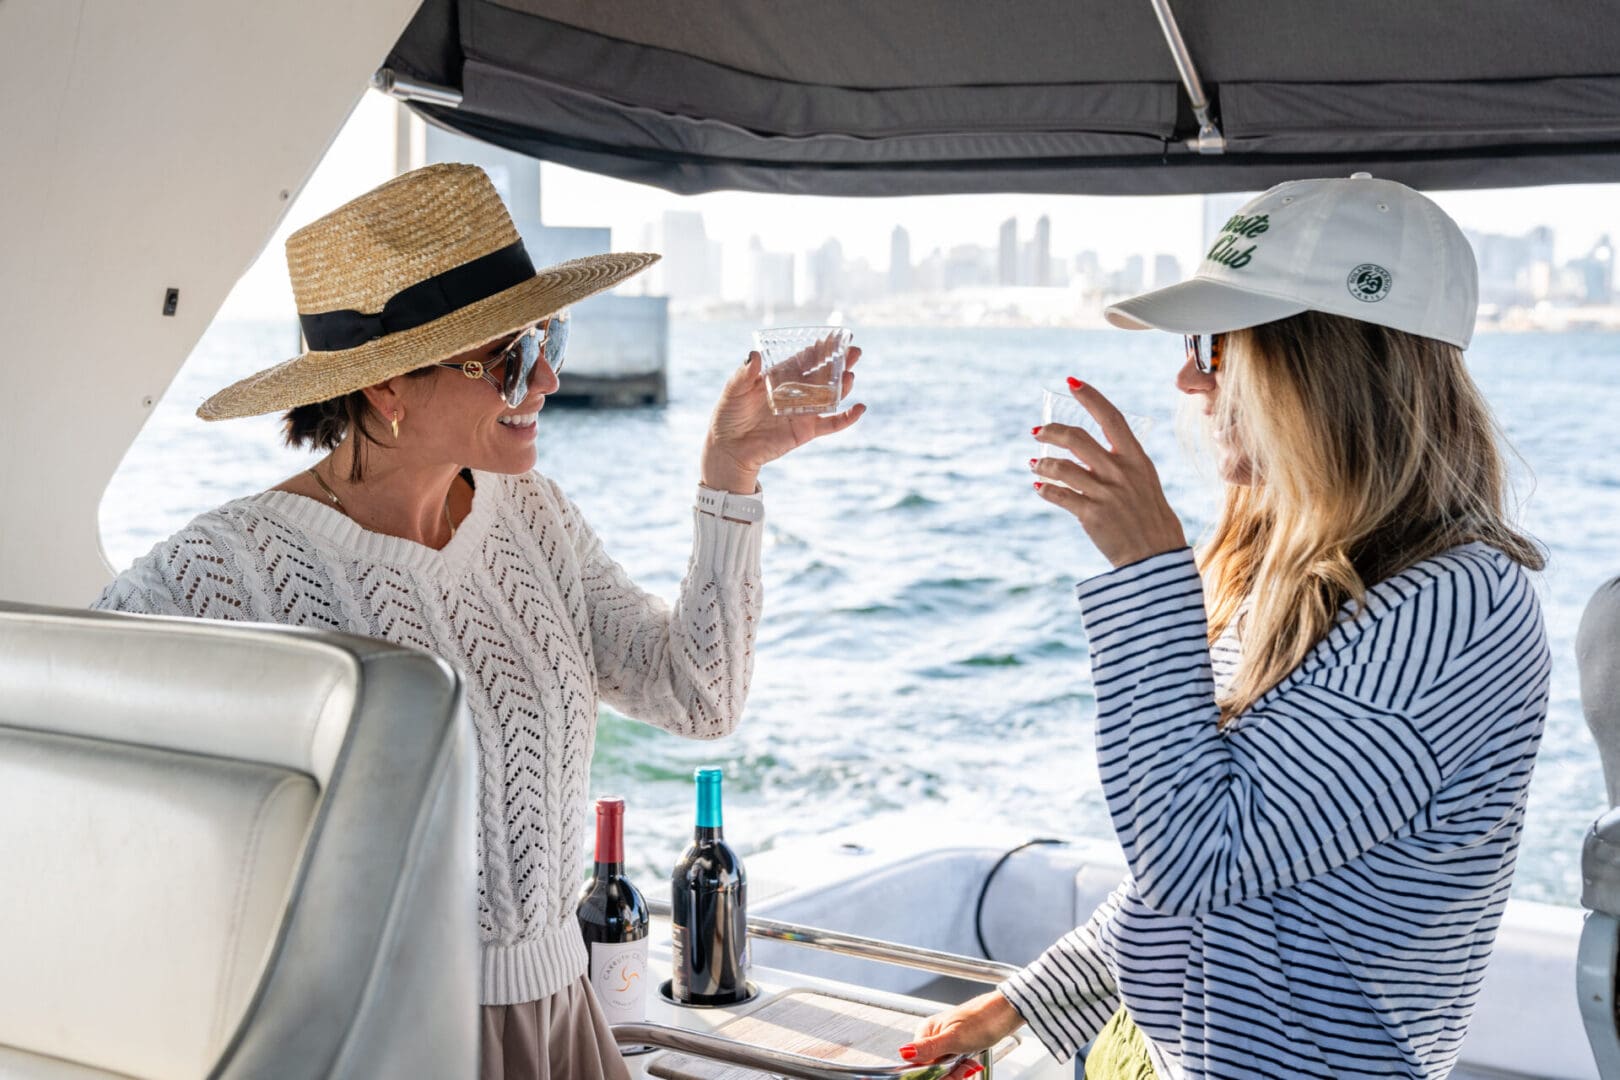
[102,320,1620,907]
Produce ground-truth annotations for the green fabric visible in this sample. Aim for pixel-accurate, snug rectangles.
[1082,1008,1158,1080]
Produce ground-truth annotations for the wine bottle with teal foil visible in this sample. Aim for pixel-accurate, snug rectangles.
[670,767,750,1005]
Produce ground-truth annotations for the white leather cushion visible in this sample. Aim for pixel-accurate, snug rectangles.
[0,727,317,1080]
[0,1045,132,1079]
[1,615,356,785]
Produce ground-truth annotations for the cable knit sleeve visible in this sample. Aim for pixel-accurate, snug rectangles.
[90,513,263,621]
[542,476,763,740]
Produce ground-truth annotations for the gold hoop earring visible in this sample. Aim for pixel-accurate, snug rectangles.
[391,413,401,439]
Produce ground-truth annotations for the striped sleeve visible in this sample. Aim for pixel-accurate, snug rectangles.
[1079,546,1531,918]
[998,881,1127,1062]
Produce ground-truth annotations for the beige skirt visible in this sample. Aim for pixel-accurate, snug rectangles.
[481,976,633,1080]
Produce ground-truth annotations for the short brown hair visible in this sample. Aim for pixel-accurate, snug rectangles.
[281,367,436,482]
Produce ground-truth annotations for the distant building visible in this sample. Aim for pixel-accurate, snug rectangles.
[1570,234,1614,304]
[1466,226,1556,307]
[998,218,1019,286]
[808,238,845,306]
[524,223,612,267]
[1033,215,1053,287]
[913,247,947,293]
[1073,250,1101,291]
[1118,254,1145,294]
[946,244,994,291]
[841,255,888,306]
[889,226,912,294]
[644,211,722,302]
[1152,254,1182,290]
[750,237,795,310]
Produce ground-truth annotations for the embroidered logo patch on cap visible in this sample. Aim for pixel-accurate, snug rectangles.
[1347,263,1393,303]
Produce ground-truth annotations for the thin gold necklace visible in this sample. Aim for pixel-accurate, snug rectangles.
[308,465,456,540]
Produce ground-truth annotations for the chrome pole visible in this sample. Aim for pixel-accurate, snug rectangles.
[645,898,1020,985]
[371,67,463,108]
[610,1023,969,1080]
[1144,0,1225,154]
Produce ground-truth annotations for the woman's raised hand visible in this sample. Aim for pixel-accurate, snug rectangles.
[899,990,1023,1078]
[699,344,866,494]
[1031,377,1186,568]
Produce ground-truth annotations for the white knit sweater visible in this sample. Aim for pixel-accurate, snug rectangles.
[92,470,763,1005]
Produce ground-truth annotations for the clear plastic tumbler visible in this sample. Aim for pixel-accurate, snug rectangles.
[1038,389,1156,489]
[753,326,852,416]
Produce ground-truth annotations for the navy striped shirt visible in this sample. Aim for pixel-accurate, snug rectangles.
[999,543,1550,1079]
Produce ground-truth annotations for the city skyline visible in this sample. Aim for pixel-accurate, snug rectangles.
[220,92,1620,326]
[620,204,1611,329]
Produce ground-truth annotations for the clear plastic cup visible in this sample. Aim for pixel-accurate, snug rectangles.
[753,326,852,416]
[1038,389,1156,489]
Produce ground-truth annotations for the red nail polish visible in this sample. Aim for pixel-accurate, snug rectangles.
[964,1066,984,1079]
[1028,457,1037,467]
[1066,376,1083,389]
[1033,481,1044,490]
[899,1046,918,1061]
[1032,425,1043,436]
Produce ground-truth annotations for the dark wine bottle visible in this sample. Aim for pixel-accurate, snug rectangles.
[670,767,750,1005]
[576,797,650,1028]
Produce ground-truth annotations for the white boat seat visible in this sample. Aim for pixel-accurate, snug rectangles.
[1576,578,1620,1078]
[0,602,479,1080]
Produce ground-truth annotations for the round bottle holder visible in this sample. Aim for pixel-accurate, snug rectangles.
[658,978,761,1009]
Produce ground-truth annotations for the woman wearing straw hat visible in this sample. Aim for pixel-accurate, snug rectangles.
[93,163,865,1080]
[903,175,1549,1078]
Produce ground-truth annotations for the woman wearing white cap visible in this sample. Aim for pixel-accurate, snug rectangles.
[904,175,1550,1079]
[92,164,865,1080]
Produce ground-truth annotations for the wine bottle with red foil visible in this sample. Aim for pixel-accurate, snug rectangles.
[671,767,750,1005]
[576,797,649,1029]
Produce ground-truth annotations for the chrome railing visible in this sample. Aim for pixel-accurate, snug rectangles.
[644,898,1020,985]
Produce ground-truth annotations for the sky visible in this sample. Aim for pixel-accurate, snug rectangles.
[221,92,1620,319]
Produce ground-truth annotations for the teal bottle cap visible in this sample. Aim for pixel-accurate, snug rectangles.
[694,767,724,829]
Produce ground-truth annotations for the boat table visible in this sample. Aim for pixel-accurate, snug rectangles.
[621,912,1064,1080]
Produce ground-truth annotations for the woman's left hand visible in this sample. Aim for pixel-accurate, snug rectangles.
[1031,378,1187,567]
[700,344,866,494]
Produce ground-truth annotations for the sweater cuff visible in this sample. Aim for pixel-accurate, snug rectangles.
[1075,547,1198,634]
[692,485,764,578]
[695,482,764,524]
[998,971,1084,1065]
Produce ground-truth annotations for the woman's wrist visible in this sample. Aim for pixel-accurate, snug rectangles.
[700,440,760,495]
[981,988,1023,1034]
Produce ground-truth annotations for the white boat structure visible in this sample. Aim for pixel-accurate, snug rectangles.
[7,1,1620,1077]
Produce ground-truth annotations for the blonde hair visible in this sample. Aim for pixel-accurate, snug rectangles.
[1200,311,1543,724]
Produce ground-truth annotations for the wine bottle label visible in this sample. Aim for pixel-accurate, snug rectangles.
[670,922,688,998]
[590,938,649,1026]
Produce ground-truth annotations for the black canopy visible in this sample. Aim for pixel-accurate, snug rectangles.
[385,0,1620,195]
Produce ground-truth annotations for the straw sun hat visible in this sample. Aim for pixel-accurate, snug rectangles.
[197,163,659,420]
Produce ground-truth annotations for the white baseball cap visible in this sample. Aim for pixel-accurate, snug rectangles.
[1105,173,1479,348]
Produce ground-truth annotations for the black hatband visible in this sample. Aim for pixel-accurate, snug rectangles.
[299,240,535,352]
